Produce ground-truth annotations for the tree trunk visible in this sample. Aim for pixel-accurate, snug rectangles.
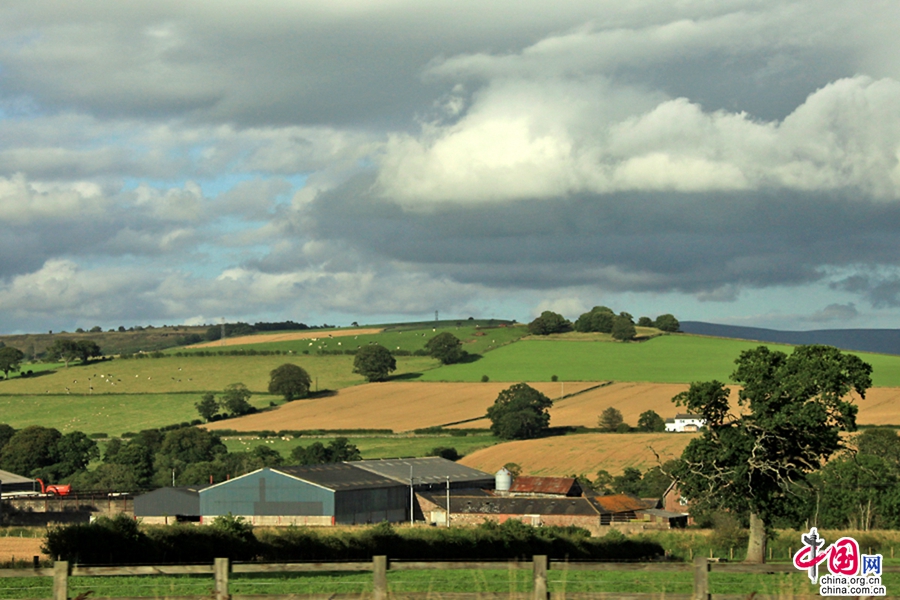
[746,512,767,563]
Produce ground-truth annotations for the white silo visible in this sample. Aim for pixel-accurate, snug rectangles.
[495,468,512,493]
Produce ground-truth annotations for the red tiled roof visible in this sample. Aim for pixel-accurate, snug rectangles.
[593,494,652,513]
[508,476,578,495]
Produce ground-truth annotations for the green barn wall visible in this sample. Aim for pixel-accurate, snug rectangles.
[200,469,333,517]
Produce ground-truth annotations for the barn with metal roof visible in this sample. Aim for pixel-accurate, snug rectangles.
[352,457,494,490]
[199,463,409,525]
[0,469,38,494]
[134,485,206,524]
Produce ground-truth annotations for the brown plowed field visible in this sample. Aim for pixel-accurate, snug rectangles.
[203,381,600,433]
[0,537,46,562]
[189,328,383,349]
[458,433,697,476]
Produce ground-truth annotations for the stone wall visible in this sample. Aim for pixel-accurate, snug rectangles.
[1,494,133,526]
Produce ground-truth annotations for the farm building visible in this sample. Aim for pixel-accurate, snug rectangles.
[134,486,206,524]
[665,413,706,432]
[353,457,495,491]
[505,476,583,497]
[416,489,675,533]
[0,469,38,494]
[199,463,409,526]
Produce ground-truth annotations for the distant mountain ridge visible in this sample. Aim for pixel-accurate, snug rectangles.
[680,322,900,356]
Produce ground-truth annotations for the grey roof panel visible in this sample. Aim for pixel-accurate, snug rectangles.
[0,469,36,485]
[445,496,601,516]
[275,463,402,491]
[351,457,493,486]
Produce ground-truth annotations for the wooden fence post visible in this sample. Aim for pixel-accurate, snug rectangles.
[53,561,68,600]
[693,556,709,600]
[214,557,229,600]
[373,555,387,600]
[533,555,548,600]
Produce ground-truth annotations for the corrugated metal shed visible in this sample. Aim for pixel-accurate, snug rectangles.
[351,457,494,489]
[444,495,602,516]
[135,486,205,517]
[199,465,409,525]
[508,476,581,496]
[0,469,37,494]
[277,464,402,491]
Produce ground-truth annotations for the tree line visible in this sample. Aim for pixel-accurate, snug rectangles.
[527,306,679,341]
[0,420,369,492]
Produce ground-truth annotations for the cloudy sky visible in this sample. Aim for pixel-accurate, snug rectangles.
[2,0,900,334]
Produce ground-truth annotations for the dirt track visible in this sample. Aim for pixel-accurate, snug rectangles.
[0,537,46,562]
[189,328,384,349]
[204,381,600,433]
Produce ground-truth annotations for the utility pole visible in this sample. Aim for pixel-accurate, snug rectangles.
[409,465,415,526]
[446,476,450,527]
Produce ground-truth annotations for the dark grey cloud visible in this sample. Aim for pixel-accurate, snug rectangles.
[1,1,900,332]
[832,276,900,308]
[294,172,900,297]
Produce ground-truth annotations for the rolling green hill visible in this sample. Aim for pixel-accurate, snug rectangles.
[1,324,898,436]
[416,334,900,387]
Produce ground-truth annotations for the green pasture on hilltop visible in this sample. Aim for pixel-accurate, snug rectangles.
[175,324,529,357]
[417,334,900,386]
[0,354,437,396]
[0,392,281,435]
[223,433,498,461]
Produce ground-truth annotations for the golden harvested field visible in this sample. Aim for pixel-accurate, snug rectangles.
[856,387,900,425]
[0,537,46,562]
[188,328,384,348]
[203,381,600,433]
[205,380,900,434]
[458,432,697,476]
[449,382,721,429]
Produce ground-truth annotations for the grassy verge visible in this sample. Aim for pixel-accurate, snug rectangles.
[2,567,894,598]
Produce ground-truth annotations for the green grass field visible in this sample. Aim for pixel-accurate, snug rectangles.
[0,567,892,598]
[223,433,498,460]
[0,355,437,396]
[417,334,900,386]
[175,324,529,357]
[1,329,897,436]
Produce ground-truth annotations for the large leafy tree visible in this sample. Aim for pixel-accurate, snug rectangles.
[46,339,101,367]
[425,332,466,364]
[654,314,680,332]
[352,344,396,382]
[610,313,636,341]
[574,306,615,333]
[221,383,254,416]
[268,363,312,401]
[637,410,666,432]
[673,345,872,563]
[527,311,571,335]
[0,347,25,379]
[486,383,553,440]
[597,407,624,432]
[0,426,62,476]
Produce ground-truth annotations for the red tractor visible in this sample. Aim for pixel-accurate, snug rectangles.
[36,478,72,496]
